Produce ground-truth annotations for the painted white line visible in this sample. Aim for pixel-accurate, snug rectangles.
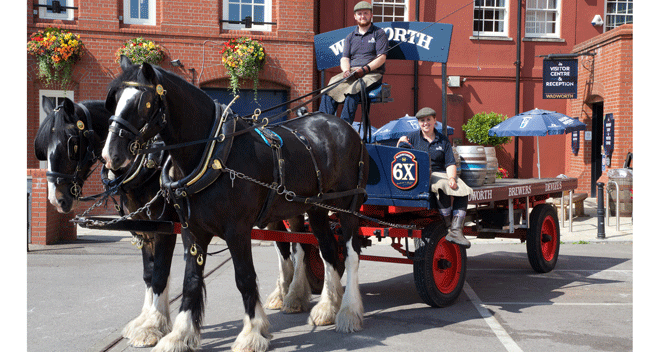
[481,302,632,306]
[464,282,523,352]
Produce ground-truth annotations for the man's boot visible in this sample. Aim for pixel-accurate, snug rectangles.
[446,211,471,248]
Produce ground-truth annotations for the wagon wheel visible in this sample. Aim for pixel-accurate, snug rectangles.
[303,243,345,295]
[413,221,467,308]
[527,204,560,273]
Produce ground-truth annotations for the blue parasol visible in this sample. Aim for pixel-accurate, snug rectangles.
[489,108,586,178]
[372,114,454,145]
[352,121,378,140]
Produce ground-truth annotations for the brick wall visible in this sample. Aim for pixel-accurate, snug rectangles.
[28,169,77,244]
[566,25,633,196]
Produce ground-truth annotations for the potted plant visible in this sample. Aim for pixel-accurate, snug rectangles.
[462,111,512,147]
[27,27,85,89]
[221,37,266,98]
[115,37,166,65]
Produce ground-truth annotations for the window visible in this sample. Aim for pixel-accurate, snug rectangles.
[39,90,75,169]
[123,0,156,25]
[605,0,633,32]
[373,0,408,23]
[223,0,272,31]
[525,0,560,38]
[38,0,74,21]
[473,0,509,37]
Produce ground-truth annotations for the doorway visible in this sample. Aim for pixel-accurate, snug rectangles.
[590,102,604,197]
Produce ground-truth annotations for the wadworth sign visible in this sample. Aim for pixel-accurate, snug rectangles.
[542,58,578,99]
[314,22,453,70]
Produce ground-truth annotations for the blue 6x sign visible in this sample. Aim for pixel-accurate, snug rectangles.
[391,151,418,190]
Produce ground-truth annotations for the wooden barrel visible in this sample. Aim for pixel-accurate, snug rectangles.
[484,147,498,184]
[456,146,487,187]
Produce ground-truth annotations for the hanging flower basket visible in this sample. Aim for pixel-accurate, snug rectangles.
[115,37,166,65]
[221,37,266,97]
[27,27,85,89]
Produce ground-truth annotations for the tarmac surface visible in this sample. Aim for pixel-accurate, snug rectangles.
[27,198,635,352]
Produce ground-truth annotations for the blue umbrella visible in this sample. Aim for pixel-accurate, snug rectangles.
[352,121,378,140]
[372,114,454,145]
[488,108,586,178]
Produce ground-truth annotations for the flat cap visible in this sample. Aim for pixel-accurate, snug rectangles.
[415,107,436,119]
[354,1,373,12]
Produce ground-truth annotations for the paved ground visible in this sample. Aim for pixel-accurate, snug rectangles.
[26,199,635,352]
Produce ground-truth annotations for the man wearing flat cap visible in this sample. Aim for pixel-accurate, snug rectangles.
[319,1,388,124]
[397,107,474,248]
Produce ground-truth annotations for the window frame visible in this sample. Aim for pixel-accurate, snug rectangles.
[525,0,561,39]
[222,0,273,32]
[372,0,409,23]
[38,90,75,169]
[472,0,510,38]
[604,0,633,32]
[123,0,156,26]
[38,0,75,21]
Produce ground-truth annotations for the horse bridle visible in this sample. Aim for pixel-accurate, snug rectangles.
[108,81,168,156]
[46,103,101,199]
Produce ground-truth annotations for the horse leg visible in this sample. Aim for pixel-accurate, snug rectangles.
[281,215,312,313]
[126,233,176,347]
[152,229,207,352]
[307,209,343,326]
[334,213,364,333]
[227,228,271,352]
[263,222,293,310]
[122,232,156,342]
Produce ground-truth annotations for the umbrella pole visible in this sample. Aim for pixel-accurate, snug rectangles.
[537,137,541,179]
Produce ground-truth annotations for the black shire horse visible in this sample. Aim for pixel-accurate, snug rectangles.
[102,56,369,352]
[34,97,178,347]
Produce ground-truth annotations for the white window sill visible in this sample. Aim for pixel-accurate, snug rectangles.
[469,36,513,41]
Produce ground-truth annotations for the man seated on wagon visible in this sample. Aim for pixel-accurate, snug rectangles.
[397,107,473,248]
[319,1,388,124]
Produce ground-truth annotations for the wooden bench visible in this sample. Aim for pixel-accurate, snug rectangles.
[552,192,588,218]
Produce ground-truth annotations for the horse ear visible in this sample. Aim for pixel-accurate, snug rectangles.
[61,98,76,121]
[105,87,117,113]
[119,55,133,71]
[140,62,157,83]
[42,96,56,114]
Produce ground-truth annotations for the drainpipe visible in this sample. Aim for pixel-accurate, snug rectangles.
[513,0,521,178]
[413,0,420,113]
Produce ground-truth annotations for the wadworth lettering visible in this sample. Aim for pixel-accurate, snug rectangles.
[468,189,493,202]
[328,27,434,55]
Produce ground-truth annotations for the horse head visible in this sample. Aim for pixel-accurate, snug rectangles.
[34,97,108,213]
[103,55,168,172]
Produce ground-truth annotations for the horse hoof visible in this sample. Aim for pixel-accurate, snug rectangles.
[335,308,363,333]
[263,292,284,310]
[308,301,337,326]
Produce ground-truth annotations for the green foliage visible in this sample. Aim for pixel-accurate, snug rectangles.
[462,111,512,147]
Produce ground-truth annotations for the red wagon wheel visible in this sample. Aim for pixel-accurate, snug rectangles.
[413,221,467,307]
[527,204,560,273]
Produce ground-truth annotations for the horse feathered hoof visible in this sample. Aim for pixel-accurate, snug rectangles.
[232,306,272,352]
[263,288,284,310]
[152,311,200,352]
[308,300,338,326]
[335,307,363,333]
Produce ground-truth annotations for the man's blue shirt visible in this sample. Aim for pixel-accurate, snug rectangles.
[342,24,388,72]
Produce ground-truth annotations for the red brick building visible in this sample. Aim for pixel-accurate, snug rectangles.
[27,0,633,243]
